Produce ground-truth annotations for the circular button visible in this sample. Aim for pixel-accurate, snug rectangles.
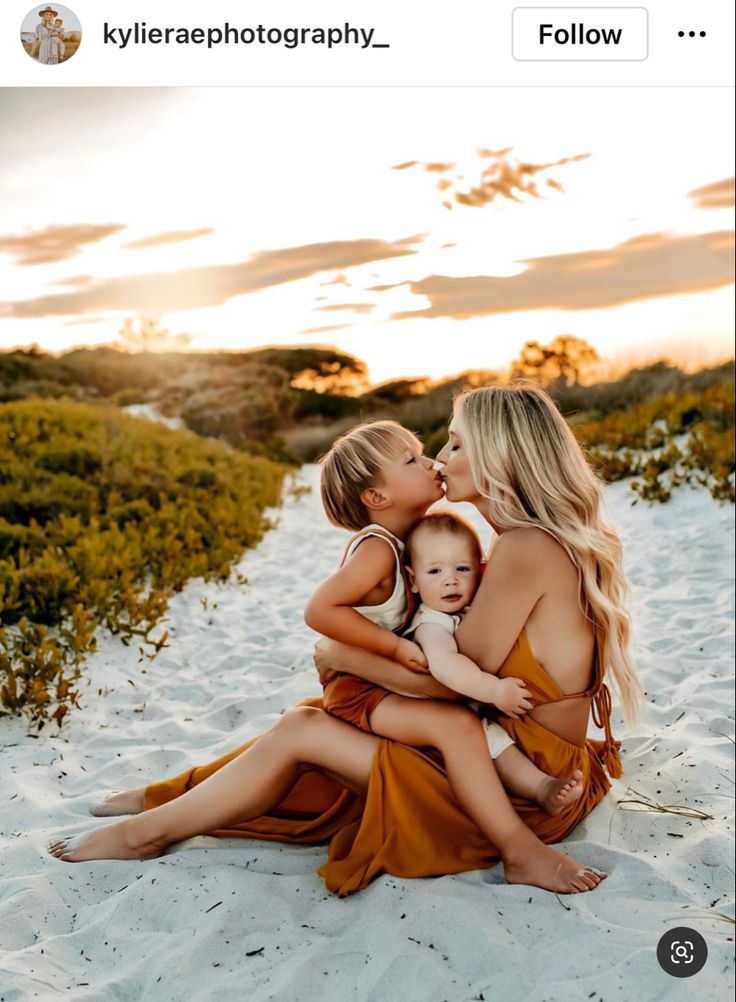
[656,928,708,978]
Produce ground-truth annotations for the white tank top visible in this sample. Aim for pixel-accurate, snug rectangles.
[341,524,408,632]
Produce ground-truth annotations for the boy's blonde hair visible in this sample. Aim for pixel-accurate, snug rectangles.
[319,420,421,532]
[405,510,483,566]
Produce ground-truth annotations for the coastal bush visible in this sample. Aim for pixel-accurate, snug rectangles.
[574,382,735,502]
[0,400,286,728]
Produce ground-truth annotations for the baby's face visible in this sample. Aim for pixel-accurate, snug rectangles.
[409,531,481,614]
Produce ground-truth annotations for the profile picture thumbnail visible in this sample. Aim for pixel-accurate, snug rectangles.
[21,5,82,65]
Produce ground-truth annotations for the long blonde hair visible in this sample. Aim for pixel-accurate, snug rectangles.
[457,382,642,726]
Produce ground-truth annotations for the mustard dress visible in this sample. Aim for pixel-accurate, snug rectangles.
[143,630,622,896]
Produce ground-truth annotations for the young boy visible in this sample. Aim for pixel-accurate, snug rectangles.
[51,18,65,61]
[305,420,584,817]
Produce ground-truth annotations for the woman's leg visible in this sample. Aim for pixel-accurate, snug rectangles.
[49,708,379,863]
[370,697,605,894]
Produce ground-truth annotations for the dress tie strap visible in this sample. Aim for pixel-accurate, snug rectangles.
[591,682,623,779]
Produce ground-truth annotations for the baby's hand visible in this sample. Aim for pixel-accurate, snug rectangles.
[493,676,534,718]
[394,638,429,673]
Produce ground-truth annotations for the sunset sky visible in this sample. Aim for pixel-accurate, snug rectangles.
[0,87,733,383]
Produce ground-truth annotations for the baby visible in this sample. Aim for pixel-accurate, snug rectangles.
[403,509,532,751]
[306,419,584,816]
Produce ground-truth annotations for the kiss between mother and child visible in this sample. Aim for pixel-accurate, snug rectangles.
[50,383,641,898]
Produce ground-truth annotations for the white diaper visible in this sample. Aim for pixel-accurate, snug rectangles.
[482,719,515,758]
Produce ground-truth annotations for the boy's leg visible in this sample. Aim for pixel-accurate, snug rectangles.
[369,698,526,844]
[372,701,584,816]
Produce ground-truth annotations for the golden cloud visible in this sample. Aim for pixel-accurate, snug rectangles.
[1,236,421,320]
[317,303,375,314]
[300,324,350,335]
[123,228,215,250]
[0,223,125,265]
[688,177,735,210]
[392,230,734,320]
[393,149,589,210]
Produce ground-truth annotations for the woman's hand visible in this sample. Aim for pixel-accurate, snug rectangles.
[313,638,338,686]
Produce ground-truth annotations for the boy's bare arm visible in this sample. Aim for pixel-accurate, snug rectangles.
[314,639,463,700]
[415,623,534,716]
[304,538,422,664]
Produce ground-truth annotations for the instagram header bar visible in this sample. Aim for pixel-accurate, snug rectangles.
[5,0,734,85]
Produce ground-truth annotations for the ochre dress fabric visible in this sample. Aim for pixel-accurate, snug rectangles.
[143,630,622,896]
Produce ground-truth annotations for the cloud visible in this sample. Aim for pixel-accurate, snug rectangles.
[123,228,215,250]
[0,223,125,265]
[1,236,421,320]
[51,274,95,287]
[393,149,589,210]
[301,324,350,335]
[688,177,735,210]
[392,230,734,320]
[62,314,109,326]
[320,273,351,287]
[317,303,375,314]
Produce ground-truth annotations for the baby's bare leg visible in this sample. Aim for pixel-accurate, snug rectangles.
[493,744,584,816]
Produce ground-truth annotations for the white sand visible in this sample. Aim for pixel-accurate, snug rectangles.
[1,466,733,1001]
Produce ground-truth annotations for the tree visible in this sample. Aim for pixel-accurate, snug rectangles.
[510,335,600,386]
[118,316,192,353]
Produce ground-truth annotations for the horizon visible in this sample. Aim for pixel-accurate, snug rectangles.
[4,338,734,393]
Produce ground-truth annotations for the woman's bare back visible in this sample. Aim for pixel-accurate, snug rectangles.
[519,533,595,746]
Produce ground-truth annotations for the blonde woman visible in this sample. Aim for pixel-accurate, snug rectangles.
[50,384,641,897]
[29,7,59,64]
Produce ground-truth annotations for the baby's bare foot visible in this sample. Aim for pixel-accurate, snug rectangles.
[536,770,584,816]
[90,787,146,817]
[48,820,164,863]
[504,837,607,894]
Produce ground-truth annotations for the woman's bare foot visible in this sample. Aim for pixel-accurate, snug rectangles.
[48,819,164,863]
[536,770,584,816]
[503,833,607,894]
[89,787,146,817]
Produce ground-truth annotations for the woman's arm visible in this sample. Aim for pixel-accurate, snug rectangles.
[314,639,464,701]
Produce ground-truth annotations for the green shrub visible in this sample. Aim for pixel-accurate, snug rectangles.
[0,399,286,728]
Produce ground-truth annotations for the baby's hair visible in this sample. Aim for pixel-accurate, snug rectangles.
[405,510,483,566]
[319,420,422,532]
[55,17,62,22]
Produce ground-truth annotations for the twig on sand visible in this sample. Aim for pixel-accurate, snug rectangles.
[616,787,714,820]
[665,904,735,926]
[553,863,572,910]
[554,887,572,911]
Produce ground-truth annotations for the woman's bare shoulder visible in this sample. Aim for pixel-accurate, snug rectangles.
[491,527,572,574]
